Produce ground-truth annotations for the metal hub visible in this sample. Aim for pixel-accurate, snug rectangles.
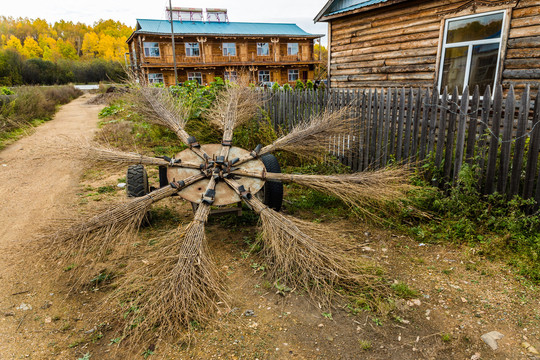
[167,144,266,206]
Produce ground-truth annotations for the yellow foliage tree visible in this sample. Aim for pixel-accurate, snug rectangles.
[39,35,61,62]
[5,35,23,53]
[23,36,43,58]
[81,32,99,58]
[97,34,115,60]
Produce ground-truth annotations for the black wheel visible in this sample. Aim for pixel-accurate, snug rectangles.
[258,154,283,211]
[126,165,149,198]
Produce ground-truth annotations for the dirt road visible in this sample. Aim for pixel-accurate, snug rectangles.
[0,94,102,359]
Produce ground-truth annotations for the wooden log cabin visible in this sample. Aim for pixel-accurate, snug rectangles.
[127,8,322,86]
[315,0,540,92]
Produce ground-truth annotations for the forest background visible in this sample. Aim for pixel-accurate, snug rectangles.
[0,17,133,85]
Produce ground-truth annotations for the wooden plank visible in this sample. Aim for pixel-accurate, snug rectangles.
[403,88,414,161]
[358,90,366,171]
[432,87,448,186]
[453,86,469,183]
[389,88,398,157]
[364,89,373,169]
[427,87,439,156]
[396,87,405,162]
[497,86,515,195]
[465,86,480,164]
[419,88,430,160]
[510,85,530,196]
[375,88,385,167]
[443,87,459,184]
[382,88,392,166]
[371,89,379,165]
[485,84,503,195]
[477,86,492,192]
[411,87,422,159]
[524,90,540,199]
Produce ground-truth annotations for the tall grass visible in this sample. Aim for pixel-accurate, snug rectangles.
[0,85,82,147]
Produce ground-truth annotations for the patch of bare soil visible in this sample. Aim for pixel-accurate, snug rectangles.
[0,95,538,359]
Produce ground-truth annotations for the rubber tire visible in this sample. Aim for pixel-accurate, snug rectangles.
[126,165,149,198]
[259,154,283,211]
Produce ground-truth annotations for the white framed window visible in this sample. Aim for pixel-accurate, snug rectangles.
[148,73,164,84]
[258,70,270,83]
[188,72,202,84]
[224,70,237,82]
[288,69,299,82]
[143,42,160,57]
[257,43,269,56]
[287,43,299,56]
[222,43,236,56]
[438,10,505,94]
[185,42,200,57]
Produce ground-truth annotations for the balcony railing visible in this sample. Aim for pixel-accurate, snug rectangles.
[141,53,314,66]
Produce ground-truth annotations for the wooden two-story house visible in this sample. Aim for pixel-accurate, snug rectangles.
[127,9,323,86]
[315,0,540,92]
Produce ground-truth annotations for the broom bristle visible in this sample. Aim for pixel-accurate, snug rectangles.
[259,107,353,158]
[110,203,226,344]
[246,196,381,304]
[126,75,191,145]
[204,78,260,134]
[272,167,414,217]
[43,186,180,287]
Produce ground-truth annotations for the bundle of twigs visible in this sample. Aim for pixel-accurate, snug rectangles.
[46,175,205,280]
[112,181,225,343]
[225,178,381,302]
[127,80,192,146]
[257,107,352,159]
[204,81,260,135]
[233,167,413,214]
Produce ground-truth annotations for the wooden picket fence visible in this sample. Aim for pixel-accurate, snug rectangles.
[259,85,540,201]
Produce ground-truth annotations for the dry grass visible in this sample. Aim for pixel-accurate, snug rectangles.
[258,108,353,159]
[109,203,227,345]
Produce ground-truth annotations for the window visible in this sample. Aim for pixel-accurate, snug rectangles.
[148,73,164,84]
[223,43,236,56]
[287,43,299,56]
[185,42,200,57]
[224,70,237,82]
[258,70,270,83]
[438,11,505,94]
[257,43,269,56]
[288,69,299,82]
[143,42,160,57]
[188,72,202,84]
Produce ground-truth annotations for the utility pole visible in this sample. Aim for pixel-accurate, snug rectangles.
[169,0,178,85]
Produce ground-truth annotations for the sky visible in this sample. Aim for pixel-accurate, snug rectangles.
[1,0,330,45]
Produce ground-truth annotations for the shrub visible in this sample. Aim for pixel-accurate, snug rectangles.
[306,80,314,90]
[294,79,305,90]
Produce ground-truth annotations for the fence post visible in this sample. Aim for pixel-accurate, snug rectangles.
[510,85,530,196]
[453,86,469,184]
[443,86,459,184]
[524,90,540,199]
[498,85,515,194]
[396,87,405,162]
[465,85,480,164]
[477,85,492,192]
[485,84,503,195]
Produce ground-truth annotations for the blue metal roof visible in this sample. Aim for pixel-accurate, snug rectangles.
[134,19,321,37]
[326,0,390,16]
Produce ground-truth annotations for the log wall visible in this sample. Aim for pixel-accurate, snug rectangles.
[327,0,540,89]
